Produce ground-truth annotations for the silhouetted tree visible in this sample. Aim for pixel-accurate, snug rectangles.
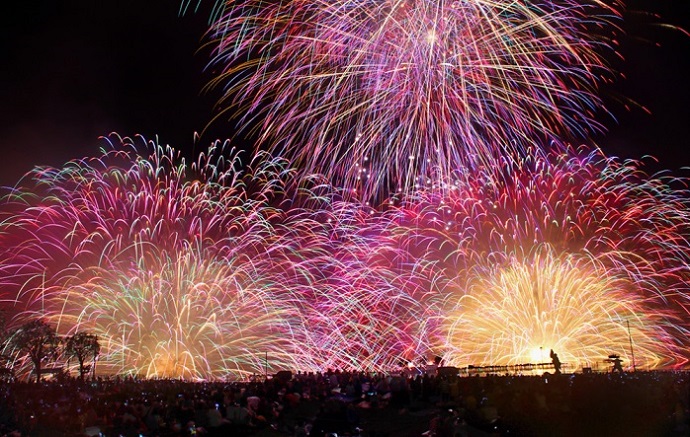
[64,332,100,380]
[11,319,60,382]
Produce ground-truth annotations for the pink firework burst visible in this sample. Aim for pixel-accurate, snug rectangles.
[202,0,623,196]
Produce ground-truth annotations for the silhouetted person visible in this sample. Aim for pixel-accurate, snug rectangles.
[607,354,624,373]
[550,349,562,374]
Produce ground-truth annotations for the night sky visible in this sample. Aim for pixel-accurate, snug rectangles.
[0,0,688,187]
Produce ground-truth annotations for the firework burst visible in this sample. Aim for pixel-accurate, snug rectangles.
[0,135,429,378]
[0,135,311,379]
[275,198,434,371]
[201,0,622,196]
[389,146,690,370]
[2,136,689,377]
[50,249,308,380]
[442,246,680,369]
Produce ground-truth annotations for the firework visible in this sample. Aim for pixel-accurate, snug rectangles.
[443,246,679,369]
[0,135,428,378]
[0,135,312,379]
[50,249,310,380]
[2,136,689,377]
[276,198,434,371]
[201,0,622,196]
[389,146,690,370]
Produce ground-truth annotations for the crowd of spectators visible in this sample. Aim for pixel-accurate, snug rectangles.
[0,368,689,436]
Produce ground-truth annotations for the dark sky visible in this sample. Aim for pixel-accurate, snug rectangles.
[0,0,688,187]
[0,0,222,186]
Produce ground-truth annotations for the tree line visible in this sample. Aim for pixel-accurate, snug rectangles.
[0,313,100,382]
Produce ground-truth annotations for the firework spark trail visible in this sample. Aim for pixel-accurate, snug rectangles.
[0,135,266,295]
[49,249,310,380]
[201,0,622,197]
[0,135,429,378]
[388,146,690,369]
[274,197,435,371]
[2,136,689,377]
[443,247,680,370]
[0,135,315,379]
